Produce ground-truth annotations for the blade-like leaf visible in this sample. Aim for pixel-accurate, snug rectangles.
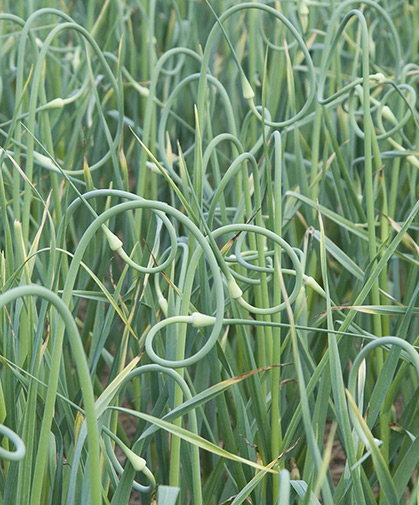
[111,407,277,474]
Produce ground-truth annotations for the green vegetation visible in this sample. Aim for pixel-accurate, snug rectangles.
[0,1,418,504]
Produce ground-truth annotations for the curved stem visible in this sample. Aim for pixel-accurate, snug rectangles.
[0,286,101,505]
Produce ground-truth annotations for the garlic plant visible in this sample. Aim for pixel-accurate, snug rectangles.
[0,1,418,504]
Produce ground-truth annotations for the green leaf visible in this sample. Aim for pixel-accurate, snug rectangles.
[111,407,277,474]
[157,485,180,505]
[346,390,399,505]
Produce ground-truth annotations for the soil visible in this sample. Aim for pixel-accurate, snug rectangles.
[324,421,347,487]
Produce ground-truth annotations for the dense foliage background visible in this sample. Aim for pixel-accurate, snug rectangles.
[0,1,418,504]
